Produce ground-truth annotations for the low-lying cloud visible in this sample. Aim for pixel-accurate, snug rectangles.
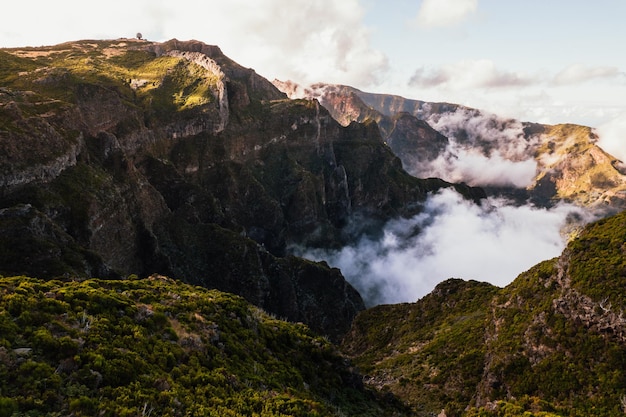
[407,107,541,188]
[295,189,590,306]
[411,144,537,188]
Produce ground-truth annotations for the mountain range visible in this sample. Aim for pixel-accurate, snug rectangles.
[274,82,626,213]
[1,38,626,416]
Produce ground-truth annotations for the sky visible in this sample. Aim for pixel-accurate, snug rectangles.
[1,0,624,304]
[1,0,626,129]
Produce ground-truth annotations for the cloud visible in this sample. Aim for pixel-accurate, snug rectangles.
[405,107,541,188]
[596,113,626,163]
[415,0,478,28]
[554,64,622,85]
[295,189,589,306]
[409,59,534,89]
[190,0,389,86]
[404,60,626,127]
[415,145,538,188]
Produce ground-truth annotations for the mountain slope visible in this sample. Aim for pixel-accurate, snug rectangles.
[275,82,626,212]
[0,274,409,416]
[342,209,626,416]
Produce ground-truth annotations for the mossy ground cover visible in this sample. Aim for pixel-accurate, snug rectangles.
[566,210,626,305]
[0,275,403,417]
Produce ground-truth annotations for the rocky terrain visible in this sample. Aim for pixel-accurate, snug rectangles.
[275,82,626,213]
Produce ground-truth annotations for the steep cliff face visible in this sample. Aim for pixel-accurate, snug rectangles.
[530,123,626,209]
[342,209,626,416]
[0,39,484,339]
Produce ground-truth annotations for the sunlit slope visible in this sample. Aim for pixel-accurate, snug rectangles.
[531,123,626,208]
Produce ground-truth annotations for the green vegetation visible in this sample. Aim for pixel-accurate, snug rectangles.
[0,40,220,117]
[0,275,403,416]
[567,210,626,305]
[343,279,499,415]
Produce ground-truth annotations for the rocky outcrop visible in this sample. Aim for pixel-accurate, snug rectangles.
[164,50,230,132]
[0,95,83,192]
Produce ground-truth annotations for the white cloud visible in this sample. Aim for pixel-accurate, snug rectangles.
[596,113,626,163]
[403,59,626,127]
[191,1,388,85]
[416,146,538,188]
[404,107,540,187]
[296,189,589,305]
[409,59,534,89]
[554,64,622,85]
[415,0,478,28]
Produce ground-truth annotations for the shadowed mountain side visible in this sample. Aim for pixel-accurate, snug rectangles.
[0,39,484,339]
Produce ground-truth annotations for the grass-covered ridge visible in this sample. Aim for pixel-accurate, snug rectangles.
[0,275,405,417]
[1,39,220,114]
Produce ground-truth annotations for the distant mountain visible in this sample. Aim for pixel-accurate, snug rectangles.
[275,82,626,213]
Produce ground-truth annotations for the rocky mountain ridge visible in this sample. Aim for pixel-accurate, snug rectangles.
[275,81,626,213]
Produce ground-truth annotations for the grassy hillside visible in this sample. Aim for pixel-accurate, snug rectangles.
[0,275,407,417]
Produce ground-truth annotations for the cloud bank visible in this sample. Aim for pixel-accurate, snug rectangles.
[296,189,589,306]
